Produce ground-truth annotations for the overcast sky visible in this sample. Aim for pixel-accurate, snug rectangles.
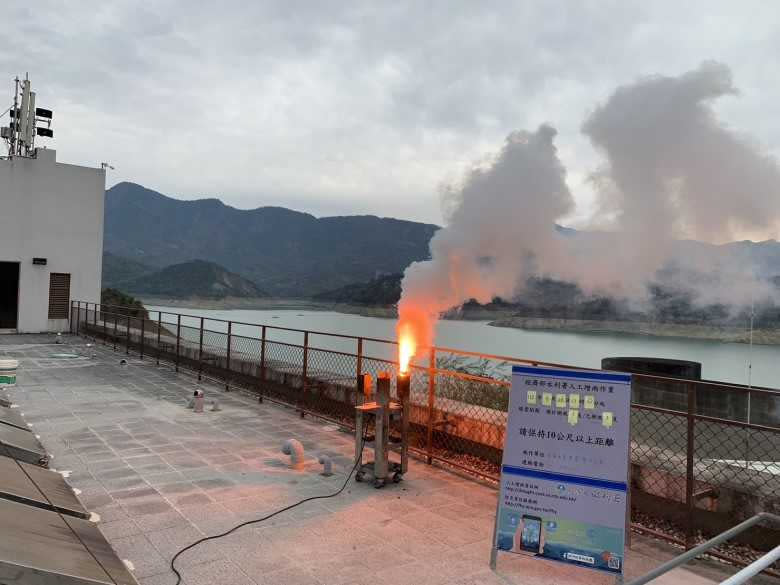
[4,1,780,227]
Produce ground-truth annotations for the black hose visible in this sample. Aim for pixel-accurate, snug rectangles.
[170,428,368,585]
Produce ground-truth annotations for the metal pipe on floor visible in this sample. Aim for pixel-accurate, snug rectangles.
[318,454,333,476]
[282,439,305,471]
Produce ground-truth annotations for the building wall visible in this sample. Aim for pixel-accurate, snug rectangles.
[0,149,105,333]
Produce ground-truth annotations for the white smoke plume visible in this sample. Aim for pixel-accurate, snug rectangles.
[397,125,574,354]
[397,61,780,358]
[579,60,780,304]
[585,61,780,243]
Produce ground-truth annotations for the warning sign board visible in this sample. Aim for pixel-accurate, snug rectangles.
[492,365,631,575]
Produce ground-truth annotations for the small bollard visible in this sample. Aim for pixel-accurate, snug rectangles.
[193,389,204,413]
[318,454,333,476]
[119,359,128,367]
[210,399,221,412]
[55,333,62,344]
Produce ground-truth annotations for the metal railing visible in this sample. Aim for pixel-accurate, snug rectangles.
[70,301,780,574]
[626,513,779,585]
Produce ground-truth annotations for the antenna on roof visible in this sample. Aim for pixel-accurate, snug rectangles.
[1,74,54,159]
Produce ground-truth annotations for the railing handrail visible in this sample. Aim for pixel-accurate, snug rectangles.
[92,301,396,343]
[81,300,780,399]
[625,512,780,585]
[720,544,780,585]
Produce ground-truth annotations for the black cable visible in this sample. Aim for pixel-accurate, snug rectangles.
[72,325,372,584]
[170,427,370,585]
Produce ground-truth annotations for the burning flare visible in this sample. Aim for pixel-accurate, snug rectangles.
[397,321,417,374]
[396,303,433,373]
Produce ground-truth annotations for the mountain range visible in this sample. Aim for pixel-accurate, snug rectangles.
[104,182,438,296]
[103,182,780,309]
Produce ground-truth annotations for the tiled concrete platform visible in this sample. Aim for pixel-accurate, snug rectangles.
[1,333,772,585]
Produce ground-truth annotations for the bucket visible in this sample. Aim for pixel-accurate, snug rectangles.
[0,360,18,387]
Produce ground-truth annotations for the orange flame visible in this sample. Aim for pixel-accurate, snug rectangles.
[398,329,415,374]
[397,304,432,374]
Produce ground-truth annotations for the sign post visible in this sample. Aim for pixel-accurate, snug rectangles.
[491,365,631,580]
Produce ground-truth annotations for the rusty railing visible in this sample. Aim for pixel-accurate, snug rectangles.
[70,301,780,572]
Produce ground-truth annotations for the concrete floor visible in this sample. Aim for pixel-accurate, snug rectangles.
[1,333,774,585]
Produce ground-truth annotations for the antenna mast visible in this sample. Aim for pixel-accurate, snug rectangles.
[1,74,54,159]
[10,77,19,157]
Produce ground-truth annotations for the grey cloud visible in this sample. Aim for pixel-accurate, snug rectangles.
[3,1,780,225]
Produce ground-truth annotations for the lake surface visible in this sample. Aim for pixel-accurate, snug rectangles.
[148,306,779,388]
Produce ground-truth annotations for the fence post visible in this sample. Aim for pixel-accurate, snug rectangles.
[102,306,107,345]
[175,314,181,373]
[156,312,162,366]
[356,337,363,378]
[744,388,752,470]
[140,312,145,360]
[356,337,363,408]
[126,315,131,355]
[113,314,117,351]
[75,301,81,336]
[198,317,204,381]
[93,302,97,332]
[259,325,266,403]
[301,331,309,417]
[225,321,232,392]
[69,301,74,334]
[685,381,697,549]
[426,347,436,464]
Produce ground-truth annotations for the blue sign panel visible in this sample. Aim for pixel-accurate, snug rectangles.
[493,365,631,575]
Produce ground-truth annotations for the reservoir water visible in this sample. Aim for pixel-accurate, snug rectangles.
[148,306,778,388]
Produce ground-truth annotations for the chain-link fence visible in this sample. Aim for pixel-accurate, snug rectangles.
[72,301,780,567]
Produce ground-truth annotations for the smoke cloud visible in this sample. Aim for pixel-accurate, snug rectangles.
[579,60,780,303]
[585,61,780,243]
[398,61,780,357]
[398,125,574,352]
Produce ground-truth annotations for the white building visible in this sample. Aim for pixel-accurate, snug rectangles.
[0,148,105,333]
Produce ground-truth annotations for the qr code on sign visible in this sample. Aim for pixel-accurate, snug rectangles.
[608,556,621,570]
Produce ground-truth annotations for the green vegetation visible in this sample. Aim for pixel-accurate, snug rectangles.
[313,273,402,305]
[121,260,264,299]
[100,288,148,318]
[434,354,510,411]
[102,252,154,288]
